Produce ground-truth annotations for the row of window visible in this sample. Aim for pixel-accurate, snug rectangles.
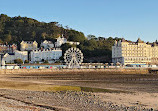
[122,45,147,47]
[124,58,151,61]
[32,53,61,56]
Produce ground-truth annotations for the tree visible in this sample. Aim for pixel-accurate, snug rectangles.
[55,60,61,63]
[59,56,64,61]
[61,43,72,55]
[0,39,3,43]
[107,37,113,41]
[41,32,47,39]
[44,60,48,63]
[24,60,29,63]
[14,59,23,64]
[67,29,86,42]
[31,31,36,39]
[4,34,12,43]
[87,34,96,40]
[0,14,123,63]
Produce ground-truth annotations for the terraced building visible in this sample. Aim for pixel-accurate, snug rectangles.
[112,38,158,65]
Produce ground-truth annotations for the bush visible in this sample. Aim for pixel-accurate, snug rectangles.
[55,60,61,63]
[44,60,48,63]
[14,59,23,64]
[24,60,29,63]
[59,56,64,61]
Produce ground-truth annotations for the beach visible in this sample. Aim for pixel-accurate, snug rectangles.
[0,69,157,110]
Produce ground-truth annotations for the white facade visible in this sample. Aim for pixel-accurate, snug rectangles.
[40,40,54,49]
[2,50,28,63]
[30,48,62,62]
[2,53,15,63]
[55,37,80,47]
[14,50,28,61]
[55,37,67,47]
[67,41,80,45]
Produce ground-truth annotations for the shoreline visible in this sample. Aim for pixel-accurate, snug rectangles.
[0,89,153,111]
[0,68,158,110]
[0,68,149,74]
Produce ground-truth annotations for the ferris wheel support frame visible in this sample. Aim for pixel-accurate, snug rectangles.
[64,47,83,68]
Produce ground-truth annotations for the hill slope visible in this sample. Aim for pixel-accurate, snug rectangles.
[0,14,85,44]
[0,14,121,63]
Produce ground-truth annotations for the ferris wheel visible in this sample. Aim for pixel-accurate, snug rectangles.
[64,47,83,68]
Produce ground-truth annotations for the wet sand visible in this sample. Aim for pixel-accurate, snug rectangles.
[0,72,158,110]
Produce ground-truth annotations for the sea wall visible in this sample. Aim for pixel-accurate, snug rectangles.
[0,68,149,74]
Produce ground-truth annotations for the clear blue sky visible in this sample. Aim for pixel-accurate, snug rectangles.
[0,0,158,42]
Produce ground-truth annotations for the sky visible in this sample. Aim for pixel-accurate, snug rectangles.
[0,0,158,42]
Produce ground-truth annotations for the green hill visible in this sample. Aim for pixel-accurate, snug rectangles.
[0,14,121,63]
[0,14,86,44]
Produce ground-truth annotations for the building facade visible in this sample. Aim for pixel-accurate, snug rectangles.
[30,48,62,63]
[20,41,38,51]
[2,50,28,63]
[0,44,17,53]
[2,53,15,63]
[112,38,158,65]
[14,50,28,62]
[40,40,54,49]
[55,37,67,47]
[55,37,80,47]
[67,41,80,45]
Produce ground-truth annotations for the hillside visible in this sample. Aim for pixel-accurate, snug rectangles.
[0,14,86,43]
[0,14,121,63]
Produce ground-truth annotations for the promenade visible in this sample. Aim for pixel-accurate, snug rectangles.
[0,68,149,74]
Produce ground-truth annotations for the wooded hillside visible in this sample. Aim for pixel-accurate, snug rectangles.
[0,14,122,63]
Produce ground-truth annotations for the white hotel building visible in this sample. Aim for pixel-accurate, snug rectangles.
[30,48,62,63]
[112,38,158,65]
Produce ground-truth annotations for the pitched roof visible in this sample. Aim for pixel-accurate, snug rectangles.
[136,38,144,43]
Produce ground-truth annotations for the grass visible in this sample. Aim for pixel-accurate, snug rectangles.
[81,87,128,93]
[0,80,128,93]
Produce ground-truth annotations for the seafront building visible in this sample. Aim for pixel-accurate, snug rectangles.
[2,50,28,63]
[40,40,54,49]
[55,36,80,47]
[40,37,67,48]
[55,36,67,47]
[30,48,62,63]
[20,41,38,51]
[0,35,80,64]
[66,41,80,45]
[112,38,158,65]
[0,44,17,53]
[40,37,80,49]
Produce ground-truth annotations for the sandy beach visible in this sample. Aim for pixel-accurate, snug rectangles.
[0,71,158,110]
